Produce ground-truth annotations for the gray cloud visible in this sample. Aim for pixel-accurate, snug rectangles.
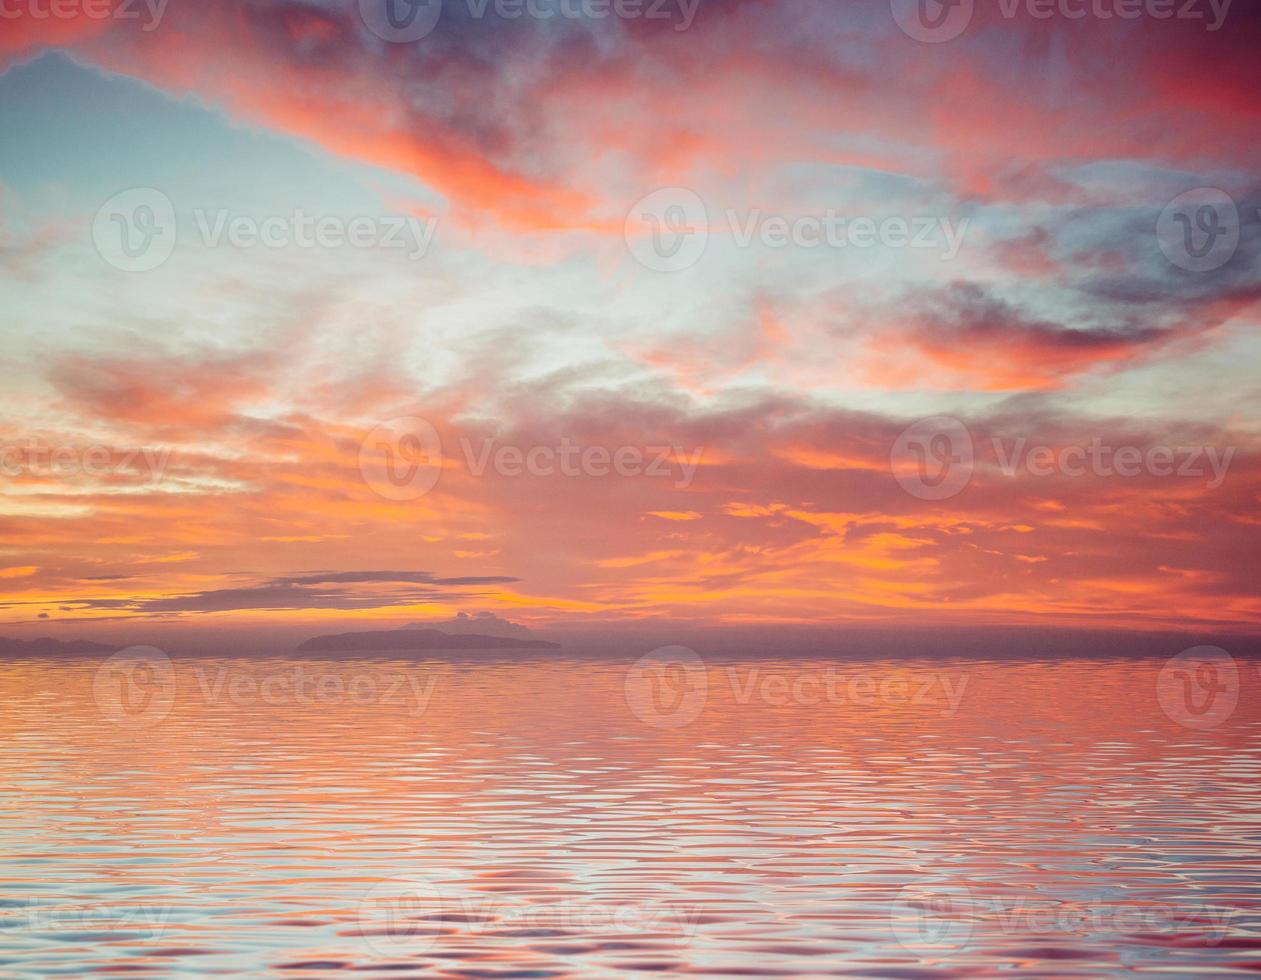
[54,570,519,615]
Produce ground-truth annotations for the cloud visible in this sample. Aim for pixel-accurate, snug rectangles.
[16,0,1258,230]
[6,384,1259,631]
[4,4,1261,639]
[860,281,1181,391]
[275,571,519,586]
[59,570,518,614]
[406,610,532,636]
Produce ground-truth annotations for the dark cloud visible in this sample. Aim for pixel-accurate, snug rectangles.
[275,571,519,586]
[57,570,517,614]
[408,610,531,635]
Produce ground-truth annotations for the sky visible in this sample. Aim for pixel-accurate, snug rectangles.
[0,0,1258,645]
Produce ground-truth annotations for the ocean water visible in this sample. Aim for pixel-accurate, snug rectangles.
[3,651,1260,977]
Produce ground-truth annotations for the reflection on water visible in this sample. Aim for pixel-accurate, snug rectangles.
[3,653,1260,977]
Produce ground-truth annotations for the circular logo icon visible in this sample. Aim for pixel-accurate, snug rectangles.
[1157,188,1240,273]
[92,188,178,273]
[624,188,708,272]
[358,877,447,957]
[890,883,975,951]
[890,0,973,43]
[1156,645,1239,730]
[358,0,443,42]
[891,416,974,500]
[624,645,708,729]
[93,646,176,728]
[359,416,443,501]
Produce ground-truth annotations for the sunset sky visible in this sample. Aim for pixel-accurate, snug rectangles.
[1,0,1258,643]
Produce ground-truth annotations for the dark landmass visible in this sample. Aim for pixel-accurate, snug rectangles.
[296,628,561,652]
[0,636,120,655]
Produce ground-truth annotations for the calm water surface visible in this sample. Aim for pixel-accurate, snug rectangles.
[3,653,1260,977]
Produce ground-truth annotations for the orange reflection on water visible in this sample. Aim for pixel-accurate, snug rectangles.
[2,652,1259,976]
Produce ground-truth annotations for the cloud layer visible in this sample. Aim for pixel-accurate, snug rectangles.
[1,0,1259,637]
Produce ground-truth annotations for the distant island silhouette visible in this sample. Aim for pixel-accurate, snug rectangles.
[296,628,561,652]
